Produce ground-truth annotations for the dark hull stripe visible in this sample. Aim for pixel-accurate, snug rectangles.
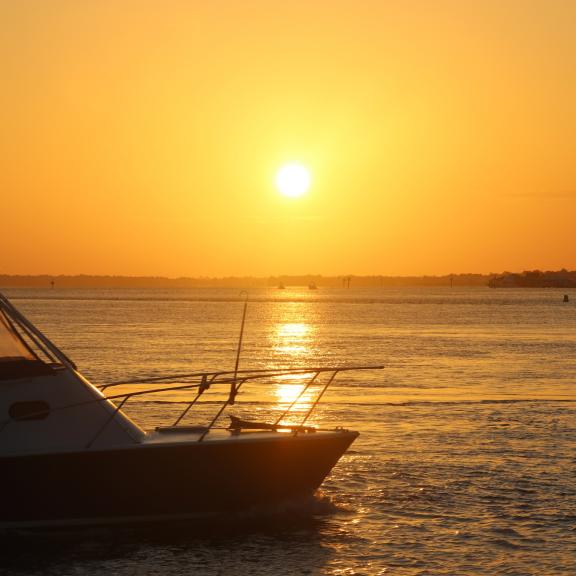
[0,432,357,527]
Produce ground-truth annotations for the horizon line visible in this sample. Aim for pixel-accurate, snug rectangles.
[1,269,575,281]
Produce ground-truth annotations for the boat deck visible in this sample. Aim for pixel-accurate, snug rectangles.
[144,427,354,446]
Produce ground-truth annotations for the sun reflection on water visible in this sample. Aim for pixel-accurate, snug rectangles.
[275,377,314,406]
[274,322,311,356]
[271,322,317,419]
[277,322,309,338]
[274,377,316,424]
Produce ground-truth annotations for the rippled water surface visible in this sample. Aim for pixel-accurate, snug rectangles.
[2,287,576,575]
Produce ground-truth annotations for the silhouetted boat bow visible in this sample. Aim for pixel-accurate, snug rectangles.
[0,292,381,528]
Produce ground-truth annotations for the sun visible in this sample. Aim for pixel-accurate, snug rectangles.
[275,163,311,198]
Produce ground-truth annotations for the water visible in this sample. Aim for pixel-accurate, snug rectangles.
[2,287,576,575]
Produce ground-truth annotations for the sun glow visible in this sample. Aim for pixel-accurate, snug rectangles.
[275,163,311,198]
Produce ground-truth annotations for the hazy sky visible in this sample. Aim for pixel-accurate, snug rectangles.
[1,0,575,277]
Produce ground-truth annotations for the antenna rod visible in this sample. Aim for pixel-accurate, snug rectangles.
[230,291,249,404]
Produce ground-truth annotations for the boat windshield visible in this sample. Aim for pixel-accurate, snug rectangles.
[0,309,38,363]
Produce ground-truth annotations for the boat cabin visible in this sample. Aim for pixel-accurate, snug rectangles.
[0,298,143,455]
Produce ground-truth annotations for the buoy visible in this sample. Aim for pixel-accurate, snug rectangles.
[563,294,569,303]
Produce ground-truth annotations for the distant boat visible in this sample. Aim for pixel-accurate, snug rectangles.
[278,283,285,289]
[308,283,317,290]
[564,294,570,303]
[0,292,381,528]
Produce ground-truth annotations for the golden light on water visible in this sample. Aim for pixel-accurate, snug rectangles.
[276,381,306,404]
[274,375,315,418]
[274,322,311,356]
[272,322,315,415]
[277,322,309,338]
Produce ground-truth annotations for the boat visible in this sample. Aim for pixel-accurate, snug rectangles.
[308,283,318,290]
[0,292,380,528]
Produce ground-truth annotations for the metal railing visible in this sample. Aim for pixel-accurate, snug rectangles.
[0,365,383,448]
[93,365,383,444]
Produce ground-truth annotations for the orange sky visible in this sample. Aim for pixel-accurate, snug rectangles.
[1,0,575,277]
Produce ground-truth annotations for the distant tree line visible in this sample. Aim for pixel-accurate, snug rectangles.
[1,273,494,288]
[488,269,576,288]
[1,270,573,289]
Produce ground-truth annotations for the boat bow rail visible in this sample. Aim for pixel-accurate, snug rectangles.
[0,364,382,449]
[93,364,383,443]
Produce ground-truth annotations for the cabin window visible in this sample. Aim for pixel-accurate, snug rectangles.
[9,401,50,421]
[0,359,55,381]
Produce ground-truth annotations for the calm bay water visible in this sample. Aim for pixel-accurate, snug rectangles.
[2,287,576,575]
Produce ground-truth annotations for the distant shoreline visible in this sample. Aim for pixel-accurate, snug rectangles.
[2,271,574,289]
[0,272,501,288]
